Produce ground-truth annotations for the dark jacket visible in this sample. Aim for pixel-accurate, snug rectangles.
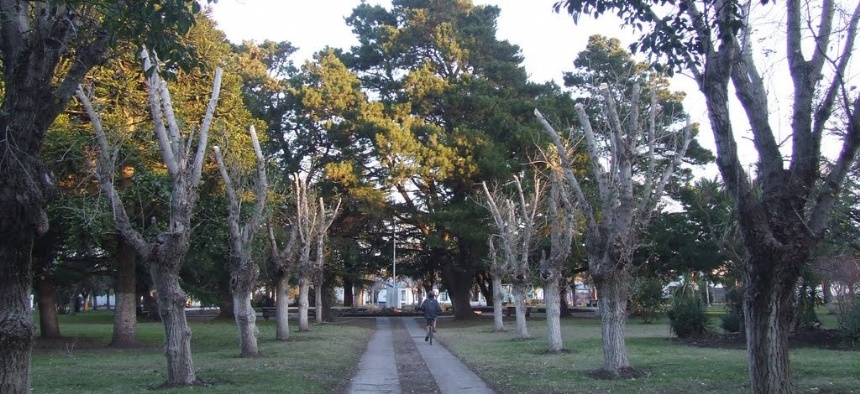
[420,297,441,319]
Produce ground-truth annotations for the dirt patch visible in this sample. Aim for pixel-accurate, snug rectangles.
[392,319,439,393]
[675,329,857,351]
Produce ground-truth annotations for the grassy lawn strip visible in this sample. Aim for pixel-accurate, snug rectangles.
[435,315,859,394]
[31,312,373,394]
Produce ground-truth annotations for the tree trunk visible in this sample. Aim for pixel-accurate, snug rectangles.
[559,277,571,317]
[149,265,196,386]
[744,256,798,394]
[217,285,234,319]
[544,277,564,353]
[298,277,311,332]
[491,273,505,333]
[314,282,323,324]
[35,272,61,339]
[511,281,530,338]
[111,238,138,347]
[343,277,354,307]
[0,236,36,394]
[275,277,290,341]
[232,292,259,357]
[593,272,633,377]
[441,261,476,320]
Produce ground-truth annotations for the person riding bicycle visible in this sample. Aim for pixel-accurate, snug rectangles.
[420,292,442,342]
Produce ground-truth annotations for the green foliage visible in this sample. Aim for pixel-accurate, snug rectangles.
[630,276,665,323]
[795,265,821,330]
[720,286,744,334]
[839,295,860,347]
[667,290,710,338]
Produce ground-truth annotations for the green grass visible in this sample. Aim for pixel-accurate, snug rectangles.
[435,316,860,394]
[31,312,372,393]
[31,310,858,393]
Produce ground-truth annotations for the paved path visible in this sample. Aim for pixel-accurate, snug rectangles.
[347,317,494,394]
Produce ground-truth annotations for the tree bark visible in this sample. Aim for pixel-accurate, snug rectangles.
[743,254,800,393]
[275,277,291,341]
[594,271,633,377]
[491,273,505,332]
[0,235,36,394]
[232,292,259,357]
[511,281,531,338]
[441,261,475,320]
[343,277,355,307]
[111,238,138,347]
[35,271,61,339]
[298,277,311,332]
[314,282,323,324]
[217,286,234,319]
[544,276,564,353]
[150,264,196,386]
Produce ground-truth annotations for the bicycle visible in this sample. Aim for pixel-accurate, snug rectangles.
[425,318,436,345]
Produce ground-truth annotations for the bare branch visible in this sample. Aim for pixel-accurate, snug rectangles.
[75,87,150,256]
[535,109,597,229]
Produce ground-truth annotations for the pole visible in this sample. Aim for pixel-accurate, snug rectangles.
[392,216,397,309]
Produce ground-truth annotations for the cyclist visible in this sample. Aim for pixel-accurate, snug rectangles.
[420,292,442,342]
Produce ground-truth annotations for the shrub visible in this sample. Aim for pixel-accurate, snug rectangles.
[667,291,710,338]
[720,286,744,334]
[630,277,665,324]
[839,295,860,347]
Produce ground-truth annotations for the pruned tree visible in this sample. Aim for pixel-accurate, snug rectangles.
[481,176,544,339]
[266,217,297,341]
[212,125,268,358]
[312,196,340,324]
[77,49,222,386]
[486,238,507,333]
[555,0,860,390]
[293,175,340,331]
[536,82,692,377]
[540,168,576,353]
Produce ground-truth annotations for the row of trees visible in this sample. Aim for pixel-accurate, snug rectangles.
[2,0,859,393]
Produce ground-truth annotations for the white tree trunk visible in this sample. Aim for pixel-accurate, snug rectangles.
[595,273,632,377]
[275,277,290,341]
[315,282,324,324]
[150,265,196,385]
[298,277,311,332]
[232,292,259,357]
[512,282,530,338]
[492,274,506,333]
[544,277,564,353]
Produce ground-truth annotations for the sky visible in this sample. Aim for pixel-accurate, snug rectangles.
[208,0,637,86]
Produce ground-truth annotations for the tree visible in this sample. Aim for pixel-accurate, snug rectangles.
[539,169,576,352]
[213,125,267,357]
[0,2,209,391]
[78,49,222,386]
[266,214,297,340]
[555,0,860,391]
[482,176,544,339]
[536,80,693,377]
[343,0,574,319]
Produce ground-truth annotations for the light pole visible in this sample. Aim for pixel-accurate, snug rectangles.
[392,216,397,309]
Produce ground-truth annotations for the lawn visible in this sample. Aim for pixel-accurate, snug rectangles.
[30,310,858,393]
[434,313,860,394]
[31,312,373,394]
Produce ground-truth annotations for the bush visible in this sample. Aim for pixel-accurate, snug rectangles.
[630,277,665,324]
[839,295,860,347]
[720,286,744,333]
[667,292,710,338]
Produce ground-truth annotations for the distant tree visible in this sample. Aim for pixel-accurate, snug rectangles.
[213,125,268,357]
[482,176,544,339]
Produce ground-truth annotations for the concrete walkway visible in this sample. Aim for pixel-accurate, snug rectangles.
[347,317,494,394]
